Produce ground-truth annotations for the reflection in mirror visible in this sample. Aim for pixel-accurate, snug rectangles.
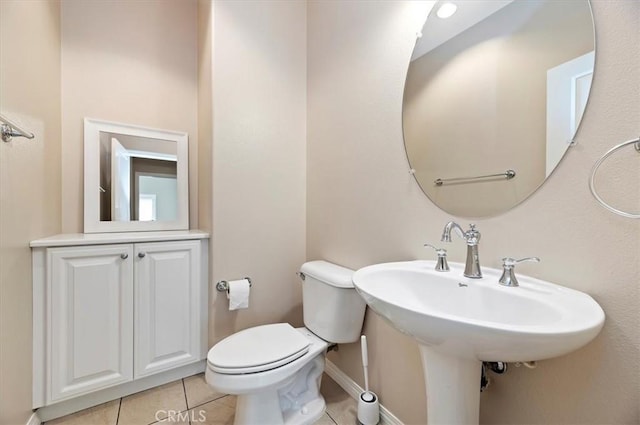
[84,119,188,233]
[403,0,595,217]
[99,132,178,222]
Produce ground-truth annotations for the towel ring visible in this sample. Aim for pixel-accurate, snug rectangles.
[589,137,640,219]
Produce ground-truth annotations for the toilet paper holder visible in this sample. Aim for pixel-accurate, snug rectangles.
[216,277,252,293]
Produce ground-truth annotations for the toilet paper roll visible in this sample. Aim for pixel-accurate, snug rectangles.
[226,278,250,310]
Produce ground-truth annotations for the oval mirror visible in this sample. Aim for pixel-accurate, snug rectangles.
[403,0,595,217]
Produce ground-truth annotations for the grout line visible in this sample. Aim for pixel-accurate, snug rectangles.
[181,379,191,425]
[325,411,339,425]
[144,380,192,425]
[115,398,122,425]
[187,394,229,411]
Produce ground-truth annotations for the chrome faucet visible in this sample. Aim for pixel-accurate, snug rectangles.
[441,221,482,278]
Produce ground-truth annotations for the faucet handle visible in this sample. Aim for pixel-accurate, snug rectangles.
[502,257,540,268]
[424,244,450,272]
[499,257,540,287]
[424,243,447,255]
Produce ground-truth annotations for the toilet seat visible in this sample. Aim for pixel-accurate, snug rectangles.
[208,323,311,374]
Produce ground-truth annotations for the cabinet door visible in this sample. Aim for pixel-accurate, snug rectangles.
[134,240,202,378]
[48,244,134,403]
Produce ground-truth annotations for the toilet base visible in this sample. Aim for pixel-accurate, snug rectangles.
[232,355,326,425]
[234,391,325,425]
[282,396,325,425]
[234,391,283,424]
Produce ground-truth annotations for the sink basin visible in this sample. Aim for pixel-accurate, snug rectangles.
[352,260,604,361]
[352,260,605,424]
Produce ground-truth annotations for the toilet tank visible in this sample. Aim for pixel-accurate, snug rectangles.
[300,260,366,344]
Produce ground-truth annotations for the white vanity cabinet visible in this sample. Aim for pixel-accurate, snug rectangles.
[31,231,209,415]
[48,244,135,402]
[134,241,202,378]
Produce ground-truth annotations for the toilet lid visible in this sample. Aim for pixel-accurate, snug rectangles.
[208,323,310,374]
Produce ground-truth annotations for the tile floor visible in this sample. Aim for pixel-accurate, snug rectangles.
[44,373,358,425]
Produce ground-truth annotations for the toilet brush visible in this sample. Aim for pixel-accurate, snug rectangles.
[357,335,380,425]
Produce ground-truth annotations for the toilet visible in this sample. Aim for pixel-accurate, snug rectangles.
[205,260,367,425]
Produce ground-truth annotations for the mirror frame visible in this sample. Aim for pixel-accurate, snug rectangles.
[83,118,189,233]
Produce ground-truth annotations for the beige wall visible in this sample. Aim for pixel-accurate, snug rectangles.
[197,0,213,234]
[209,0,307,345]
[61,0,199,233]
[404,0,594,217]
[0,2,62,425]
[308,0,639,423]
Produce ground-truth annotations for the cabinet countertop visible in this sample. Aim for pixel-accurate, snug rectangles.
[30,230,209,248]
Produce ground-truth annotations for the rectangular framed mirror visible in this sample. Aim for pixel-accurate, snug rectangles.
[84,118,189,233]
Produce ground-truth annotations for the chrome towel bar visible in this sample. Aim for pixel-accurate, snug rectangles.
[434,169,516,186]
[0,113,35,143]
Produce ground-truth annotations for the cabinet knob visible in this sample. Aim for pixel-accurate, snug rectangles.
[120,253,128,260]
[138,252,146,258]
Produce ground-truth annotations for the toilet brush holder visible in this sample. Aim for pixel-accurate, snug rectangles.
[357,391,380,425]
[358,335,379,424]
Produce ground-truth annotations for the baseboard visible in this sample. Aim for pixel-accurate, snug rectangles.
[324,359,404,425]
[37,360,205,422]
[26,412,41,425]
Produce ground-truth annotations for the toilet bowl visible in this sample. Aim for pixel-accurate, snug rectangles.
[206,261,367,425]
[206,325,328,425]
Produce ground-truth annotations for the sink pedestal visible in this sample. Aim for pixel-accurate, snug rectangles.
[419,346,482,425]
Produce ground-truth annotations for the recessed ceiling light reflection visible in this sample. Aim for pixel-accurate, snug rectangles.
[437,2,458,19]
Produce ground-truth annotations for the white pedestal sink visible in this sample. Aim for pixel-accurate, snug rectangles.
[352,261,605,425]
